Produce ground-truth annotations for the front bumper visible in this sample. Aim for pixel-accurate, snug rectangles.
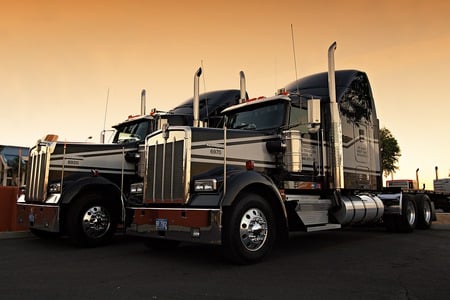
[16,203,60,233]
[127,207,222,245]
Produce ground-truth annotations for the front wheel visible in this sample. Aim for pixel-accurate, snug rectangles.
[222,193,276,264]
[66,194,117,247]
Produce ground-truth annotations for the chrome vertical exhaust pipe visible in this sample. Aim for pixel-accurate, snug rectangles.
[239,71,246,103]
[327,41,344,189]
[140,89,146,115]
[193,67,202,127]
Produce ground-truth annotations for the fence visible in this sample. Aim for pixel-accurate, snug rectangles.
[0,186,27,231]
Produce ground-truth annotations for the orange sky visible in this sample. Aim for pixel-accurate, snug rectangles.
[1,0,450,187]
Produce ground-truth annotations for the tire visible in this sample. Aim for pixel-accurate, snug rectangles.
[66,194,117,247]
[222,193,276,264]
[396,194,417,233]
[415,194,432,229]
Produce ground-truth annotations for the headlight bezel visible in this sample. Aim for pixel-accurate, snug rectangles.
[48,182,62,194]
[130,182,144,195]
[194,179,217,192]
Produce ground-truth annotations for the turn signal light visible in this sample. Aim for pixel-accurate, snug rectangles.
[246,160,255,170]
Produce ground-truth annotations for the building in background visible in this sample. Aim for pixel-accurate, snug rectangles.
[0,145,29,186]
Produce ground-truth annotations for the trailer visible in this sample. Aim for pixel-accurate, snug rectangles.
[126,42,436,264]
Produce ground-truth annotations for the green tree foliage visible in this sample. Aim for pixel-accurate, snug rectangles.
[379,127,401,177]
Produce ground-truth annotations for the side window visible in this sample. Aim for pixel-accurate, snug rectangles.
[339,74,373,124]
[135,122,149,140]
[289,104,308,134]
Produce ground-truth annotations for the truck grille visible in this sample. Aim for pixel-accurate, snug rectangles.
[26,144,52,202]
[146,138,186,203]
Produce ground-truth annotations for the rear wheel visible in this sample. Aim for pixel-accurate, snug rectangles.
[66,194,117,247]
[396,194,417,233]
[416,194,432,229]
[222,193,276,264]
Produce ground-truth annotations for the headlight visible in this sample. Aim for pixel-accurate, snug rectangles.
[48,183,61,194]
[130,182,144,194]
[194,179,217,192]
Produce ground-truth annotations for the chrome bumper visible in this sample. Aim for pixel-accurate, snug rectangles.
[127,207,222,245]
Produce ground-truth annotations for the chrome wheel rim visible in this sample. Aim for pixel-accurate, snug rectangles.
[406,201,416,226]
[82,206,111,239]
[239,208,268,252]
[423,200,432,223]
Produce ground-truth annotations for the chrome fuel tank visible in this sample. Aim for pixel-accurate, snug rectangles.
[333,194,384,225]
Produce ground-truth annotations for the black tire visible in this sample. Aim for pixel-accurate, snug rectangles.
[415,194,432,229]
[396,194,417,233]
[66,194,117,247]
[222,193,276,264]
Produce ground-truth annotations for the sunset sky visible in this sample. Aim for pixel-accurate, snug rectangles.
[1,0,450,188]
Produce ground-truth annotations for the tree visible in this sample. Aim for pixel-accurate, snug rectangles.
[379,127,401,178]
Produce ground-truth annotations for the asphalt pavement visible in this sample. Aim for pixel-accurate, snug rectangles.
[1,220,450,300]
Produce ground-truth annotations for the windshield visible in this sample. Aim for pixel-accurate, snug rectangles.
[225,102,287,131]
[113,120,150,143]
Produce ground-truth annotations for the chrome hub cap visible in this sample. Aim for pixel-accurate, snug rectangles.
[240,208,268,252]
[82,206,111,239]
[423,200,431,223]
[406,202,416,226]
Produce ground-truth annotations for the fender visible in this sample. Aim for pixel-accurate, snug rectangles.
[60,176,126,222]
[220,170,287,220]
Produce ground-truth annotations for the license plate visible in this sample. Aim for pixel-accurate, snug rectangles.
[156,218,168,231]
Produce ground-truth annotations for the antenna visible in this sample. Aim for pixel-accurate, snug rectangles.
[291,24,299,94]
[101,88,110,143]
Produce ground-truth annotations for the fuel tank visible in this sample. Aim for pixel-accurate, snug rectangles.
[333,194,384,225]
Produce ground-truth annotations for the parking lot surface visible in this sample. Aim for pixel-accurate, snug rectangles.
[1,223,450,300]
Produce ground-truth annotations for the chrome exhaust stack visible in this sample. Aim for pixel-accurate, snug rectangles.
[239,71,246,103]
[140,89,146,115]
[327,41,344,189]
[193,67,202,127]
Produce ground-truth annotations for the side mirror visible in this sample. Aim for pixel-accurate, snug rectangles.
[307,98,321,133]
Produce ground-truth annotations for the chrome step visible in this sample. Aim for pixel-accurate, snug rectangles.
[306,223,341,232]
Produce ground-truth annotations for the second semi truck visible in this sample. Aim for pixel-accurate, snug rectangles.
[17,74,247,246]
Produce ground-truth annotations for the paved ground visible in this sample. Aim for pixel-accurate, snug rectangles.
[1,217,450,300]
[435,212,450,224]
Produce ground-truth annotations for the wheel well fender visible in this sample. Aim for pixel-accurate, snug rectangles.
[221,171,289,241]
[60,176,125,223]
